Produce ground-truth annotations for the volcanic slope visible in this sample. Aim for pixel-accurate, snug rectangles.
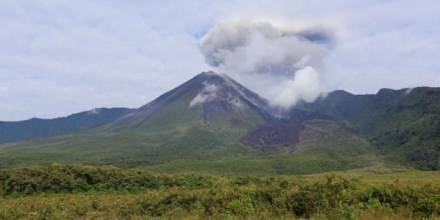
[0,72,375,174]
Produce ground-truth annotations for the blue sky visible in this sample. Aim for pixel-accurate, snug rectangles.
[0,0,439,120]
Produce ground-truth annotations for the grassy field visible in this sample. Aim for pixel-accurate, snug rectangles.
[1,164,440,219]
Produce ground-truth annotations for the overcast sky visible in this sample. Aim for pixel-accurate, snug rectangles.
[1,0,439,121]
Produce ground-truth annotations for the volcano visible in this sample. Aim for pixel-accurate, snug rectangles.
[0,72,374,174]
[108,71,272,129]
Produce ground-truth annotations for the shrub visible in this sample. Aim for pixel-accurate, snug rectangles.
[1,165,440,219]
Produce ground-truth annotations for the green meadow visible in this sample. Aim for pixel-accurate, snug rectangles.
[1,164,439,219]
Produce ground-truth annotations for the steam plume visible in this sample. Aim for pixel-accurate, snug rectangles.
[200,19,335,110]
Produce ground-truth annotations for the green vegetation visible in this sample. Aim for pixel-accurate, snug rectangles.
[0,107,375,175]
[0,77,266,169]
[0,116,375,175]
[0,108,132,144]
[0,72,380,175]
[302,87,440,170]
[2,75,439,176]
[0,164,215,196]
[1,165,440,219]
[146,153,373,175]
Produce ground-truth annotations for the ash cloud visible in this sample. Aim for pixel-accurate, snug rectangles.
[200,19,335,110]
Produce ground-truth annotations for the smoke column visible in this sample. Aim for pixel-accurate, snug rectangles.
[200,19,335,110]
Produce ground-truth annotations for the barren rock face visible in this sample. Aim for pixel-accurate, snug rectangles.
[242,110,331,152]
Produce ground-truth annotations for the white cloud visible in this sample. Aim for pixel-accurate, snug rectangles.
[272,66,325,109]
[0,0,210,120]
[190,82,219,107]
[0,0,439,120]
[200,19,333,109]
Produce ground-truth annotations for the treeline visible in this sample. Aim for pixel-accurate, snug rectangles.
[0,165,439,219]
[0,164,214,195]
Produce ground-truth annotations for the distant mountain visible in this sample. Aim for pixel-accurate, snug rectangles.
[0,108,133,144]
[298,87,440,170]
[0,72,373,174]
[4,72,439,174]
[0,72,272,168]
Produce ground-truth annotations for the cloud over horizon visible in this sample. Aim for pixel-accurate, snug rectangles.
[0,0,439,120]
